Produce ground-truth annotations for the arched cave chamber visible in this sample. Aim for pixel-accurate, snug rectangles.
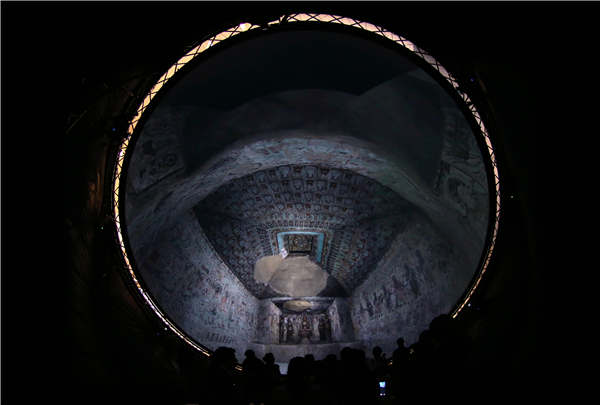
[122,27,491,363]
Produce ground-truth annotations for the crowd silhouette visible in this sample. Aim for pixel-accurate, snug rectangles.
[193,313,476,405]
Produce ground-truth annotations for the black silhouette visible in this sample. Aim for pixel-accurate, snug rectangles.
[242,349,265,405]
[180,312,477,404]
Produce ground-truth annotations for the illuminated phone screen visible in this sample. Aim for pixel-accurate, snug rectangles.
[379,381,386,396]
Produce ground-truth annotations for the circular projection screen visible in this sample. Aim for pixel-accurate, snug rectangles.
[112,14,500,361]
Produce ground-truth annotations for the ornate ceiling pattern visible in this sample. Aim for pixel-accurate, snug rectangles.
[194,165,412,298]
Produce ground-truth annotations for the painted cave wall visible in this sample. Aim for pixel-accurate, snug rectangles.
[327,298,355,342]
[350,212,471,355]
[138,210,260,357]
[256,300,281,345]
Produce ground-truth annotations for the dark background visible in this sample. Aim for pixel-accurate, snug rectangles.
[2,1,590,402]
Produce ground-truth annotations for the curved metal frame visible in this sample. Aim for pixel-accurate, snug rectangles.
[110,13,501,356]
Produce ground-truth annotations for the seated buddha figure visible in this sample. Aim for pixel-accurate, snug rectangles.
[299,314,313,343]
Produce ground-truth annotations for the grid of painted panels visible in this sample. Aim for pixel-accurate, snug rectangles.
[111,13,501,354]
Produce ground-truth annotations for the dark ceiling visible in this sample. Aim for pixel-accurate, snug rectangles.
[163,29,418,109]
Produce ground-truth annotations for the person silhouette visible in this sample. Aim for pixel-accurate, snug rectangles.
[286,356,308,403]
[390,338,410,398]
[393,338,409,368]
[263,352,281,382]
[242,349,265,405]
[264,353,281,400]
[206,346,240,405]
[370,346,388,376]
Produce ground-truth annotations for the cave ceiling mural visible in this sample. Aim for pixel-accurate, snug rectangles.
[193,165,412,298]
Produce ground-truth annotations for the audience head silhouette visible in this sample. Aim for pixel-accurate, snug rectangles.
[191,313,476,404]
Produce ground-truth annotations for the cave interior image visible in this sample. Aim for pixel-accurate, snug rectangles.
[121,24,491,364]
[0,1,555,402]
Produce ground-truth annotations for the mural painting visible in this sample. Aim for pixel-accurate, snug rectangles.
[350,216,465,355]
[140,211,261,357]
[276,313,333,344]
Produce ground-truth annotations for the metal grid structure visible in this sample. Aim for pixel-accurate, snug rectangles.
[110,13,502,356]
